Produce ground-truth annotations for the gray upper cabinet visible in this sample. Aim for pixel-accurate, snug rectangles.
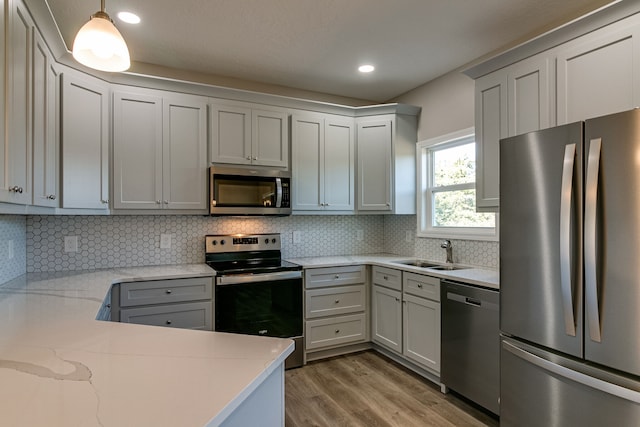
[473,11,640,211]
[61,69,110,209]
[556,14,640,124]
[356,114,416,214]
[292,113,354,212]
[209,102,289,168]
[113,87,208,211]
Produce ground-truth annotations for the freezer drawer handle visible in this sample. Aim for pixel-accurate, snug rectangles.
[503,340,640,404]
[559,143,577,337]
[585,138,602,342]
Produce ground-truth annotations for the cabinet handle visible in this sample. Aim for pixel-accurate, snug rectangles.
[101,199,109,204]
[163,200,169,204]
[395,297,400,302]
[383,275,388,280]
[417,284,423,289]
[334,329,340,334]
[166,320,172,325]
[47,194,56,200]
[156,200,161,204]
[334,275,340,279]
[386,203,390,207]
[246,156,251,160]
[334,299,340,304]
[9,186,23,193]
[165,289,172,294]
[252,157,258,161]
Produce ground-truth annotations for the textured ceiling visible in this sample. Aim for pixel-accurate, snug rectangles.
[46,0,616,102]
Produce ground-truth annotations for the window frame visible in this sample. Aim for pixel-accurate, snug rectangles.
[416,127,498,241]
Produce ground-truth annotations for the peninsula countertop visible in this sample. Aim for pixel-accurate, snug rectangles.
[0,265,293,427]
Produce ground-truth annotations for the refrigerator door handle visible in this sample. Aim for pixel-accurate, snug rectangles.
[503,340,640,404]
[560,143,577,336]
[585,138,602,342]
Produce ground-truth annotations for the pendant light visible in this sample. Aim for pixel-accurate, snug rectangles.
[72,0,131,72]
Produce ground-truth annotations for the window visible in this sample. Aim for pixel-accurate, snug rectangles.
[417,128,497,240]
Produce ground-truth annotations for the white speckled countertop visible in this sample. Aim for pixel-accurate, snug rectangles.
[286,254,499,290]
[0,265,293,427]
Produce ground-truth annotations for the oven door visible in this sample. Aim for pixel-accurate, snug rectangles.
[215,271,303,339]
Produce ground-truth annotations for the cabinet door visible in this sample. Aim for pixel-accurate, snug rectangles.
[357,120,392,211]
[3,0,32,204]
[113,90,163,209]
[252,109,288,168]
[507,54,553,137]
[475,72,507,211]
[61,72,110,209]
[209,104,252,165]
[324,117,354,211]
[292,114,323,210]
[163,94,208,210]
[403,293,440,373]
[557,16,640,124]
[31,29,59,207]
[371,285,402,353]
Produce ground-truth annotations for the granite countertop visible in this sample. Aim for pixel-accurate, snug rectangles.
[0,265,293,427]
[286,253,499,290]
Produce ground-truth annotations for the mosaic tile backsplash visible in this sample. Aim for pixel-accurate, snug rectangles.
[22,213,499,273]
[0,215,27,285]
[383,215,499,269]
[26,215,385,272]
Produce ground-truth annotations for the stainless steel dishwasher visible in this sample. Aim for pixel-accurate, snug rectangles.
[441,280,500,415]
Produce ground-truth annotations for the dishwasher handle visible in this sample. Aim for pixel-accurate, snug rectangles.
[446,291,499,311]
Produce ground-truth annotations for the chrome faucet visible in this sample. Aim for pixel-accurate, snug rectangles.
[441,240,453,264]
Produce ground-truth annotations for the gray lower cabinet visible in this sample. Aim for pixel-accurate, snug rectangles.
[304,265,368,353]
[112,276,214,331]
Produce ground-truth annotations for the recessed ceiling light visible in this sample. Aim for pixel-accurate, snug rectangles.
[117,11,141,24]
[358,64,375,73]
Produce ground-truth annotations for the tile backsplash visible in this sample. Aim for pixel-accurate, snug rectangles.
[26,215,385,272]
[383,215,499,269]
[0,215,27,284]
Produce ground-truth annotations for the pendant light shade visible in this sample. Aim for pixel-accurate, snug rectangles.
[72,2,130,72]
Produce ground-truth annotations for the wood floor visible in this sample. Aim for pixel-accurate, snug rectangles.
[285,351,499,427]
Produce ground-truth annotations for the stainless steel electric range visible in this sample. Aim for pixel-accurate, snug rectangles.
[205,233,303,369]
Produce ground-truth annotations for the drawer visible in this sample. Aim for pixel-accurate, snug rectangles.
[306,285,366,319]
[305,265,365,289]
[372,266,402,291]
[305,313,366,350]
[403,272,440,301]
[119,277,213,307]
[120,301,212,330]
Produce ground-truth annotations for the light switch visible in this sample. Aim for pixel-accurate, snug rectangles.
[160,234,172,249]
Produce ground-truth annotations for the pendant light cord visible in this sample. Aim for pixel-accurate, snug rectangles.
[101,0,105,13]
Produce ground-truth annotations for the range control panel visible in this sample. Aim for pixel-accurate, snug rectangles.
[205,233,281,253]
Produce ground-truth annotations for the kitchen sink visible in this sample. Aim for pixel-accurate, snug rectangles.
[392,260,469,271]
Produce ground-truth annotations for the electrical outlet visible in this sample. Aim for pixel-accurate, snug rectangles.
[292,230,302,245]
[160,234,172,249]
[405,230,412,242]
[356,230,364,241]
[8,240,14,260]
[64,236,78,253]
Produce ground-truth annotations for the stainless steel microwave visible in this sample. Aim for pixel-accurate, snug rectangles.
[209,166,291,215]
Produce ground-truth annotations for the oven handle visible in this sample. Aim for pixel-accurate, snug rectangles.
[216,270,302,285]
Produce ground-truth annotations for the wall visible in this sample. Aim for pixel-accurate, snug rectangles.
[26,215,384,272]
[391,69,499,268]
[384,215,498,269]
[0,215,27,284]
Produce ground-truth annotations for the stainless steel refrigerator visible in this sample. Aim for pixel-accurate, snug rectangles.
[500,108,640,426]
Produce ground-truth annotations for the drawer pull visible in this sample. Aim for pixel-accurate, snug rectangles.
[166,320,172,325]
[417,284,423,289]
[335,329,340,334]
[395,297,400,302]
[165,289,172,294]
[335,299,340,304]
[334,275,340,279]
[383,275,388,280]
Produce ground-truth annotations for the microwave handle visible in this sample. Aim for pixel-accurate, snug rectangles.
[275,178,283,207]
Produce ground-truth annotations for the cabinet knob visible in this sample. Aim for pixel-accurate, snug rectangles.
[334,299,340,304]
[9,186,23,193]
[163,200,169,204]
[166,320,172,325]
[417,284,423,289]
[101,199,109,204]
[334,274,340,279]
[334,329,340,334]
[156,200,161,204]
[252,157,258,161]
[383,275,388,280]
[246,156,251,160]
[386,203,390,207]
[165,289,172,294]
[47,194,56,200]
[395,297,400,302]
